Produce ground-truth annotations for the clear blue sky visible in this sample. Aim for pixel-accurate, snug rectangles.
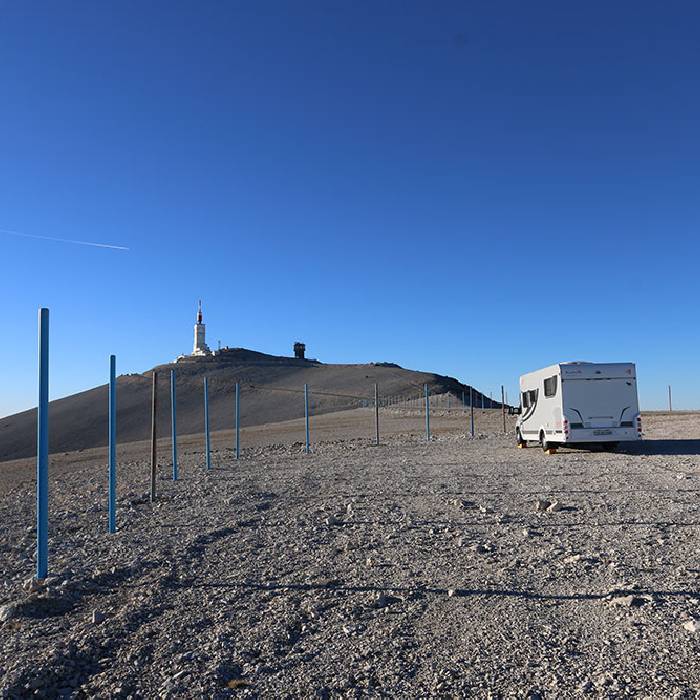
[1,1,698,416]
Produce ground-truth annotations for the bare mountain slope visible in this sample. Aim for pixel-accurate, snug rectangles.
[0,348,495,462]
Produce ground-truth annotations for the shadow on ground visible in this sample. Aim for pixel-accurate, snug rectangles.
[557,440,700,457]
[627,440,700,456]
[181,579,700,603]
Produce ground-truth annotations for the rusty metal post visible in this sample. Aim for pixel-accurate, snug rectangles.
[235,382,240,459]
[425,384,431,442]
[170,369,178,481]
[374,383,380,446]
[470,386,475,437]
[204,377,211,469]
[304,384,310,454]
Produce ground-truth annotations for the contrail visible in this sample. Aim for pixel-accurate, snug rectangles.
[0,228,130,251]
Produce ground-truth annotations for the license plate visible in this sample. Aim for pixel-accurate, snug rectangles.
[593,429,612,435]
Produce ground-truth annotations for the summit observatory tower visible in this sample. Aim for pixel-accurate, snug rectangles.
[192,301,212,356]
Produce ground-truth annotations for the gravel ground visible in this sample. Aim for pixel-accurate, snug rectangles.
[2,410,700,698]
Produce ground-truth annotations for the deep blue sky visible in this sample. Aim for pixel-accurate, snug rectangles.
[1,1,698,416]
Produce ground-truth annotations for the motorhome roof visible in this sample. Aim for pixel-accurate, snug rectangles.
[559,362,635,379]
[520,362,636,383]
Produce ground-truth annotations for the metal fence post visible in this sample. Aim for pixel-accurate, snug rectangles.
[470,386,475,438]
[235,382,240,459]
[424,384,431,442]
[171,369,178,481]
[204,377,211,469]
[36,308,49,579]
[374,383,380,446]
[668,385,673,412]
[304,384,310,453]
[150,371,158,501]
[108,355,117,533]
[501,385,506,433]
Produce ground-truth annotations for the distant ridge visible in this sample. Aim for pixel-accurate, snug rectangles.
[0,349,498,462]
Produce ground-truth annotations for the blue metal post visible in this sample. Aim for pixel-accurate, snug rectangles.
[204,377,211,469]
[171,370,178,480]
[108,355,117,533]
[304,384,310,454]
[470,386,475,437]
[424,384,431,442]
[36,308,49,579]
[235,382,241,459]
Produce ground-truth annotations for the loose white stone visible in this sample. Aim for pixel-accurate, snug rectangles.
[683,619,700,633]
[0,603,19,622]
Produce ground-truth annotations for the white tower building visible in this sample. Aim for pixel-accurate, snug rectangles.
[192,300,212,356]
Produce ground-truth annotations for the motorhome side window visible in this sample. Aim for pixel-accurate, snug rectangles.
[522,391,530,408]
[528,389,537,405]
[544,376,558,397]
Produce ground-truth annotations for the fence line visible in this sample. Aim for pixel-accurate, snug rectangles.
[247,384,372,402]
[28,306,513,581]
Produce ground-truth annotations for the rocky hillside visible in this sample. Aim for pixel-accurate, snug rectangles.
[0,348,497,462]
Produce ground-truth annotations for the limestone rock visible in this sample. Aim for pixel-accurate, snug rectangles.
[0,603,19,622]
[683,619,700,633]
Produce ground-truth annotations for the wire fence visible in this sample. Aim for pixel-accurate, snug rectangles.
[29,307,510,581]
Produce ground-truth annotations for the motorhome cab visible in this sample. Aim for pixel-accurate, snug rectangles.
[516,362,642,451]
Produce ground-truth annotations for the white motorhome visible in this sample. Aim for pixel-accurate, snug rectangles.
[516,362,642,451]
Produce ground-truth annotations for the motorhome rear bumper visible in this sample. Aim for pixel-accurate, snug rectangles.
[565,428,640,442]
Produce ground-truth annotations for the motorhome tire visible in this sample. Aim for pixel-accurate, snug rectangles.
[539,431,549,452]
[516,429,526,447]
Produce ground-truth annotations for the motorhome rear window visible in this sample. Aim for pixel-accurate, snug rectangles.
[544,375,558,397]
